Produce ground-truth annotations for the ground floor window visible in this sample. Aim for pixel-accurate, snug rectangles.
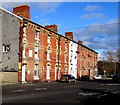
[34,64,38,77]
[2,44,10,53]
[64,66,67,74]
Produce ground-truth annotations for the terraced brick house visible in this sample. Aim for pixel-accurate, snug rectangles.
[0,5,98,83]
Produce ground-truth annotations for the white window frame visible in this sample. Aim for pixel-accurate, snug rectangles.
[35,46,39,59]
[64,51,67,63]
[47,35,51,44]
[35,31,39,40]
[47,49,50,61]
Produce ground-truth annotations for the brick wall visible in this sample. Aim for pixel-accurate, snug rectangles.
[18,19,98,82]
[13,5,98,83]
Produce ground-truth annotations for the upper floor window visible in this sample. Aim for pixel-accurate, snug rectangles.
[65,42,67,50]
[47,45,51,60]
[35,31,37,36]
[2,44,10,53]
[47,35,51,44]
[35,31,39,41]
[35,47,39,59]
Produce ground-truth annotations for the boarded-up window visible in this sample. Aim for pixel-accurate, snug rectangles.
[29,50,33,57]
[2,44,10,53]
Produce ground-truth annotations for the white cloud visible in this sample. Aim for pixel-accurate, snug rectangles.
[106,18,118,24]
[81,13,106,20]
[2,2,62,13]
[1,2,30,12]
[85,5,102,11]
[39,19,50,26]
[74,18,118,52]
[33,2,61,13]
[33,15,51,26]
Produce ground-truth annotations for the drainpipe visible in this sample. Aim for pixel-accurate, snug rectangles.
[58,36,60,80]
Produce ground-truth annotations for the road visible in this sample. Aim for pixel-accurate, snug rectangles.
[2,80,120,104]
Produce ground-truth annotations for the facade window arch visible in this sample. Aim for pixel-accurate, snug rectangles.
[47,35,51,44]
[64,51,67,63]
[47,45,51,61]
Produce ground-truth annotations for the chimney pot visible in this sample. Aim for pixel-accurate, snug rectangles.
[13,4,30,20]
[45,24,58,33]
[65,32,73,40]
[78,40,83,44]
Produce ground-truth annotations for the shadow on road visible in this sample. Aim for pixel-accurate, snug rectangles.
[77,88,120,105]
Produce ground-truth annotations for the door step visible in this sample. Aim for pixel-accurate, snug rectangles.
[21,81,27,84]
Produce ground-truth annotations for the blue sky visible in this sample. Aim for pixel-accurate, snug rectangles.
[1,1,119,60]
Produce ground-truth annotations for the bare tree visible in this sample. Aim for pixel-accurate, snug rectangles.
[98,48,120,75]
[117,48,120,63]
[106,48,120,74]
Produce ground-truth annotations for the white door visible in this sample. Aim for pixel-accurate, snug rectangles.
[34,64,39,80]
[34,64,38,77]
[58,67,61,80]
[46,65,50,80]
[22,65,26,82]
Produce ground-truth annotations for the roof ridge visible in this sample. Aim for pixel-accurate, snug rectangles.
[0,7,23,19]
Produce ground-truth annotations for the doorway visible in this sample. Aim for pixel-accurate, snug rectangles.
[55,65,58,80]
[22,64,26,82]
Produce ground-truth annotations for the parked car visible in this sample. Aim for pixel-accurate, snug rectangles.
[112,74,120,83]
[93,75,102,80]
[60,74,76,82]
[81,75,90,81]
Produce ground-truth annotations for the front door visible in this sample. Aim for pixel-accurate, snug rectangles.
[22,64,26,82]
[58,67,61,80]
[34,64,39,80]
[46,65,50,80]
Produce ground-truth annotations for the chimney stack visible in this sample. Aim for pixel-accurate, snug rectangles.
[13,4,30,20]
[65,32,73,40]
[78,40,83,44]
[45,25,58,33]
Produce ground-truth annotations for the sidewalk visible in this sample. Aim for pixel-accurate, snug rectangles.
[1,81,60,89]
[0,81,20,87]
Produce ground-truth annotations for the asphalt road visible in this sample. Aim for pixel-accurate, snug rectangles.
[2,80,120,105]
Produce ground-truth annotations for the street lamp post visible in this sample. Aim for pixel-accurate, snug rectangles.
[104,70,106,79]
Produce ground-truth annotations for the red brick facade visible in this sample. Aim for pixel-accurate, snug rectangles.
[77,43,98,79]
[14,5,98,83]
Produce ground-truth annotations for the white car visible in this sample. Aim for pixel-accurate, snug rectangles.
[93,75,102,80]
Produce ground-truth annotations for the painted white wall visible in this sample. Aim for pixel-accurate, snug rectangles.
[68,41,78,79]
